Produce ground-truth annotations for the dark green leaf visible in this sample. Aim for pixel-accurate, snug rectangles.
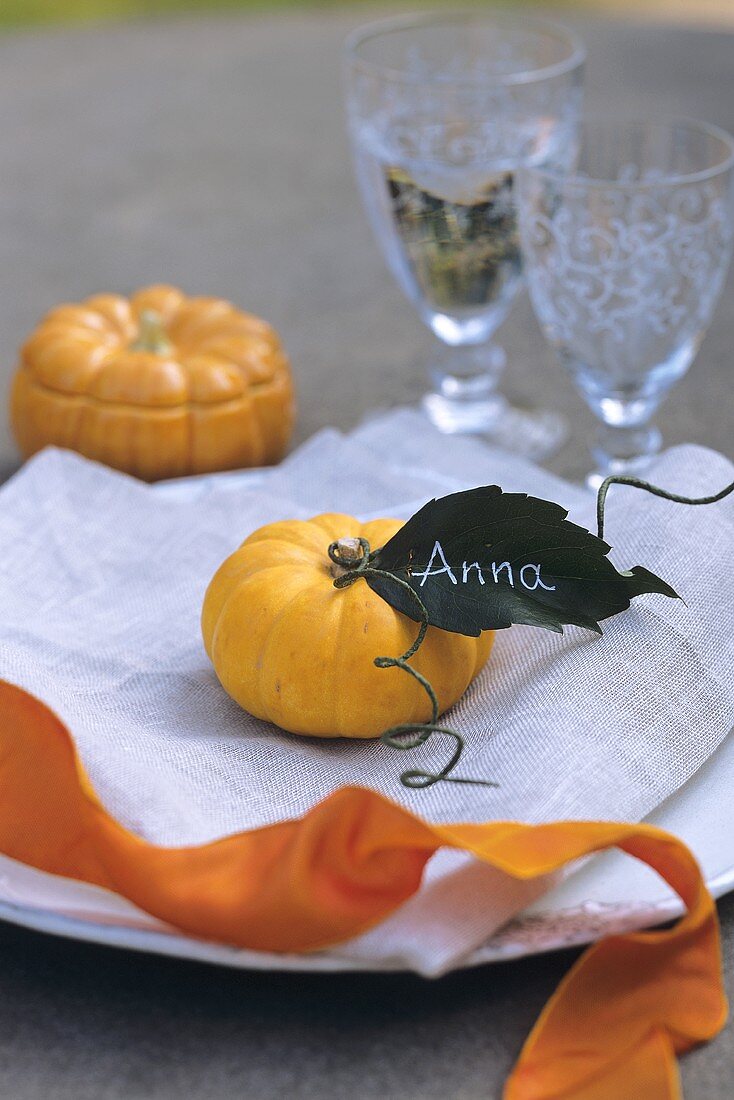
[367,486,679,637]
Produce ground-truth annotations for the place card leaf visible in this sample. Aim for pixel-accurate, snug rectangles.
[367,485,679,636]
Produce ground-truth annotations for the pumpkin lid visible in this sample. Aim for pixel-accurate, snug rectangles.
[19,285,288,408]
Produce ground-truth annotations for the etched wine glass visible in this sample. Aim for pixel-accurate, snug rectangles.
[344,12,585,459]
[518,118,734,487]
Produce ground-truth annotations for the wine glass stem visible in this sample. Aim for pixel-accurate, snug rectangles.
[424,342,507,434]
[590,421,662,489]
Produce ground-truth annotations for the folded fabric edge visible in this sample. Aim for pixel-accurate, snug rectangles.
[0,678,726,1100]
[0,446,151,496]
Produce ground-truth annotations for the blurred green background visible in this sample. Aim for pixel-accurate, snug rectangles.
[2,0,301,27]
[0,0,336,26]
[1,0,731,31]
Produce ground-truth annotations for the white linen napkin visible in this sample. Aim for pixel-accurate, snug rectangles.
[0,408,732,973]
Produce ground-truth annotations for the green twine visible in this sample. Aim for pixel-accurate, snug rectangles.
[328,538,497,790]
[596,474,734,542]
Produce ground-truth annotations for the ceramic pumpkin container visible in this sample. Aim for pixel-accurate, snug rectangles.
[202,513,494,739]
[10,285,295,480]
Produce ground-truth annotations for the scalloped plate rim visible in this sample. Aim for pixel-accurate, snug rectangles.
[0,861,730,974]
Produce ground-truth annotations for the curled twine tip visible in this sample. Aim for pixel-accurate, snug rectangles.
[328,538,497,791]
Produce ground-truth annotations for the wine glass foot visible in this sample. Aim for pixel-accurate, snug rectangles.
[421,388,506,435]
[421,391,567,462]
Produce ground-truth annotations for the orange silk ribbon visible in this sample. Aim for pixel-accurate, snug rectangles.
[0,680,726,1099]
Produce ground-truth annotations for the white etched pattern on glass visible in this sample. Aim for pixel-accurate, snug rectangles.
[521,176,734,415]
[517,119,734,485]
[524,181,731,370]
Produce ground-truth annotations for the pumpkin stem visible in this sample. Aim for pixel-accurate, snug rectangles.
[329,536,365,579]
[336,537,363,561]
[131,310,173,355]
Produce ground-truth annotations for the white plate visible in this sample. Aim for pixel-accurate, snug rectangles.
[0,728,730,974]
[2,459,730,973]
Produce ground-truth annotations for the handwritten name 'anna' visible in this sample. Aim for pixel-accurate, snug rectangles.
[411,541,556,592]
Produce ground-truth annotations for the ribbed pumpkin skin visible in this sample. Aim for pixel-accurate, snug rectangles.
[10,284,296,481]
[202,513,495,739]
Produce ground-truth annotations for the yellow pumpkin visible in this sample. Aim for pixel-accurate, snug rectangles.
[202,513,494,739]
[10,284,296,481]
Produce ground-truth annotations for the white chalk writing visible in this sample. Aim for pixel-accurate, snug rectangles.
[413,541,556,593]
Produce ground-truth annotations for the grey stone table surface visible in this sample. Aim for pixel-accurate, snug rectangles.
[0,7,732,1098]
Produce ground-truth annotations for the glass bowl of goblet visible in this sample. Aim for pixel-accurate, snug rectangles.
[344,11,585,460]
[518,117,734,488]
